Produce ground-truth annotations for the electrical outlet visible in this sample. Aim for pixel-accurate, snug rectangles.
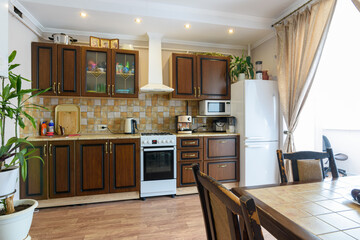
[98,124,107,131]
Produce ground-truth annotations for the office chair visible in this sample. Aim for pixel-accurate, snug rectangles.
[322,135,348,176]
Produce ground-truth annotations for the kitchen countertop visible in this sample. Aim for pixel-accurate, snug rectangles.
[27,132,239,142]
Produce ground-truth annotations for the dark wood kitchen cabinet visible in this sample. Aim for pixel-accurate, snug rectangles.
[20,141,48,200]
[31,42,57,96]
[75,140,109,196]
[197,55,230,100]
[32,43,81,96]
[171,53,230,100]
[20,141,75,199]
[57,45,81,96]
[48,141,75,198]
[109,139,140,193]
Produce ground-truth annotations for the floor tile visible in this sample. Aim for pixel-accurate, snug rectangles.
[317,213,360,230]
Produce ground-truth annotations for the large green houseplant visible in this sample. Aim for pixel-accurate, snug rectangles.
[229,53,254,82]
[0,51,48,215]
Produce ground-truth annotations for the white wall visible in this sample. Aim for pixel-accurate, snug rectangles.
[251,36,277,80]
[0,0,8,76]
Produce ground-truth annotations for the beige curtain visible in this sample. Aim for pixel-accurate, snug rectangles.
[352,0,360,12]
[276,0,337,153]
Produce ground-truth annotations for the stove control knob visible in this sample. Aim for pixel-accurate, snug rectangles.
[170,139,174,143]
[165,139,169,143]
[161,140,164,143]
[142,140,145,144]
[146,140,150,144]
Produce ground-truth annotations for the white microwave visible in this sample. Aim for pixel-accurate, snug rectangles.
[199,100,231,116]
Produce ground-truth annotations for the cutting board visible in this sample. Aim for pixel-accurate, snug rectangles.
[55,104,80,135]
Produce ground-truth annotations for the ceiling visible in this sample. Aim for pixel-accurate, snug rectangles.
[12,0,307,49]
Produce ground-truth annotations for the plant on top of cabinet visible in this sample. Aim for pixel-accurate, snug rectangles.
[229,53,254,82]
[0,51,48,240]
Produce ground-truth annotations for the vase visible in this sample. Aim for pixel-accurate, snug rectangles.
[238,73,245,80]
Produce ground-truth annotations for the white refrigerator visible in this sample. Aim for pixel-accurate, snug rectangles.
[231,79,280,187]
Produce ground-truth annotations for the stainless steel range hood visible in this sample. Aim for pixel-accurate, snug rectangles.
[140,33,174,93]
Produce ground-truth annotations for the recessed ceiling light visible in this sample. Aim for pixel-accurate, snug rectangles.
[80,12,87,18]
[228,28,234,34]
[184,23,191,29]
[135,18,142,24]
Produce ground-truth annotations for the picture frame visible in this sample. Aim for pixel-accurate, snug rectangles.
[100,39,110,48]
[110,39,119,49]
[90,36,100,48]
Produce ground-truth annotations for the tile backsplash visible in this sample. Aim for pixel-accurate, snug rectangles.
[21,93,211,137]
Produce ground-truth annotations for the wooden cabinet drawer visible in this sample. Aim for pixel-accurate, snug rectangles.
[177,162,202,187]
[204,160,238,182]
[204,136,239,160]
[178,137,203,149]
[178,149,203,161]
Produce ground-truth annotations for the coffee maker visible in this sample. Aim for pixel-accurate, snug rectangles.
[176,116,192,134]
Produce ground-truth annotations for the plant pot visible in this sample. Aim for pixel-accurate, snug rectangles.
[0,199,38,240]
[238,73,245,80]
[0,167,18,197]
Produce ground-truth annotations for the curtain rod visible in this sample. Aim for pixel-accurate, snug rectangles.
[271,0,314,27]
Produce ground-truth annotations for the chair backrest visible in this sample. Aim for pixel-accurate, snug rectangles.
[276,148,339,183]
[192,163,264,240]
[322,135,332,151]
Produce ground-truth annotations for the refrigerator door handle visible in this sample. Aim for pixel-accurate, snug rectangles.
[245,137,265,140]
[245,144,269,149]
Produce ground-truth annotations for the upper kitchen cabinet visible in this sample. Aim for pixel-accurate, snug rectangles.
[31,43,81,96]
[197,55,230,100]
[31,42,57,96]
[57,45,81,96]
[111,49,139,98]
[171,53,230,100]
[171,53,197,99]
[81,47,111,97]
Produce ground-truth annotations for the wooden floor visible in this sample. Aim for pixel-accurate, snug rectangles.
[29,194,276,240]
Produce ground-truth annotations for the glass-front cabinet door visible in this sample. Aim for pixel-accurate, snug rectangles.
[111,49,139,98]
[81,47,111,97]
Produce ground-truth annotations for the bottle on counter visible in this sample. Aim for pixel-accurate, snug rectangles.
[41,121,47,136]
[48,120,54,134]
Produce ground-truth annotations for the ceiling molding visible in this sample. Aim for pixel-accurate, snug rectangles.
[251,31,275,50]
[162,38,247,50]
[17,0,274,30]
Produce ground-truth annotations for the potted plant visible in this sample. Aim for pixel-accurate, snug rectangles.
[229,53,254,82]
[0,50,48,240]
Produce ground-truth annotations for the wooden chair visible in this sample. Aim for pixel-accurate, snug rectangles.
[276,148,339,183]
[192,163,264,240]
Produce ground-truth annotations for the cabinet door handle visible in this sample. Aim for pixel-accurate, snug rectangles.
[49,144,52,157]
[198,87,201,97]
[112,85,115,95]
[43,144,47,157]
[58,82,61,94]
[185,141,196,145]
[105,142,108,154]
[218,164,228,168]
[184,167,192,170]
[53,82,56,94]
[108,85,111,96]
[219,140,228,144]
[184,153,196,158]
[110,142,113,154]
[194,87,197,98]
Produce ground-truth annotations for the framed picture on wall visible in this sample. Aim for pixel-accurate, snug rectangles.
[90,36,100,47]
[110,39,119,49]
[100,39,110,48]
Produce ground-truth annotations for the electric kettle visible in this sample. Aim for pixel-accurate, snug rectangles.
[124,118,138,134]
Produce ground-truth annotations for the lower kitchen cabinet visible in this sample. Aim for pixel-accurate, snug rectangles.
[109,139,140,193]
[49,141,75,198]
[76,140,109,196]
[20,141,48,200]
[204,160,239,182]
[177,161,202,186]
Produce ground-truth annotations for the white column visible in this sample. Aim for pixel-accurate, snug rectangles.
[0,0,8,76]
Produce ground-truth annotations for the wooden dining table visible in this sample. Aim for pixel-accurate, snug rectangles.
[232,176,360,240]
